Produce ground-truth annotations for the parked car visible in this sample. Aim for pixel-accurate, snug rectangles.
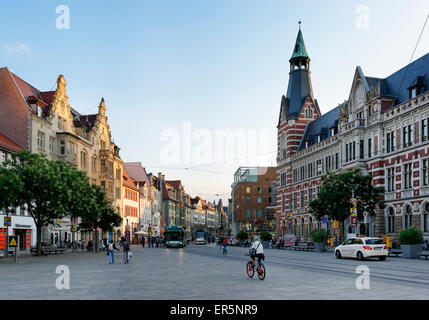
[334,237,388,261]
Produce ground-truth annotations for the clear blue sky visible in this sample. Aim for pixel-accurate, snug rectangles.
[1,0,429,203]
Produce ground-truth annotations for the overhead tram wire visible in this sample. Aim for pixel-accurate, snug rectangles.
[396,12,429,98]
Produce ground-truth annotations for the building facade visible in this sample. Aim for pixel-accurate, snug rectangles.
[231,167,277,236]
[276,26,429,242]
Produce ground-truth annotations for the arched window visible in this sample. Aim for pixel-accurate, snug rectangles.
[305,106,313,118]
[308,216,313,234]
[423,203,429,233]
[387,207,395,234]
[404,205,413,229]
[300,217,305,236]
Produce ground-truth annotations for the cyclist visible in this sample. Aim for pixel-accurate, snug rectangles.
[249,235,265,265]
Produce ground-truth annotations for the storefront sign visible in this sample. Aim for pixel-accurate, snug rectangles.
[4,217,11,227]
[0,228,6,250]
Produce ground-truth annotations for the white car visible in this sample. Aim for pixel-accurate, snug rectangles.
[334,237,388,261]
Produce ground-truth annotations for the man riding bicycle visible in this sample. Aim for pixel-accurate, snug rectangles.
[249,235,265,265]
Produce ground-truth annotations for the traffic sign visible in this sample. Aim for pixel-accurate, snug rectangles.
[9,236,18,247]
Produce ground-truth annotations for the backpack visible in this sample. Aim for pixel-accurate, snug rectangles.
[249,242,261,258]
[108,243,113,251]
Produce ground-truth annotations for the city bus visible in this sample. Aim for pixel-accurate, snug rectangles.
[195,229,208,245]
[164,226,186,248]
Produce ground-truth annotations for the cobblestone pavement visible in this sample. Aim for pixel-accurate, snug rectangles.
[1,244,429,299]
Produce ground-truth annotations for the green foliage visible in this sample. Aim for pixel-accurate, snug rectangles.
[260,231,272,241]
[237,231,248,240]
[309,229,328,243]
[308,168,384,223]
[0,151,121,255]
[399,227,423,245]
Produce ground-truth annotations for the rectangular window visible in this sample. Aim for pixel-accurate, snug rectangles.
[246,187,251,193]
[257,197,261,203]
[352,141,356,160]
[257,209,262,218]
[37,131,45,149]
[403,124,413,148]
[257,187,262,193]
[316,159,322,175]
[422,119,428,142]
[49,137,55,153]
[387,168,395,192]
[368,138,372,158]
[280,173,286,187]
[60,140,65,155]
[246,209,251,218]
[403,163,412,189]
[293,169,298,183]
[386,133,391,153]
[335,153,339,170]
[423,159,428,186]
[308,188,313,202]
[300,191,305,208]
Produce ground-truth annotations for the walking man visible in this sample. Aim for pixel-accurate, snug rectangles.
[142,236,145,248]
[121,237,130,264]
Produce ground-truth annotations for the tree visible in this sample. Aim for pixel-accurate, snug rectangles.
[308,167,384,241]
[78,184,122,252]
[0,151,121,256]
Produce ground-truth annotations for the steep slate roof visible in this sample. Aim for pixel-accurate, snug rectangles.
[165,180,182,190]
[376,52,429,107]
[284,70,314,119]
[298,105,340,151]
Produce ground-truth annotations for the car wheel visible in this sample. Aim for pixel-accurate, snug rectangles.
[335,250,342,259]
[357,251,364,261]
[379,256,386,261]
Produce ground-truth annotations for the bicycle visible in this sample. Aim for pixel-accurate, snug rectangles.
[245,254,266,280]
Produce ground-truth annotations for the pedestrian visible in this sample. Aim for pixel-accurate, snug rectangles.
[108,240,120,264]
[142,236,145,248]
[121,237,130,264]
[222,237,228,255]
[148,236,152,248]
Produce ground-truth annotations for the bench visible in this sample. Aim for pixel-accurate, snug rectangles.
[293,242,315,251]
[388,248,402,257]
[31,246,67,256]
[418,251,429,260]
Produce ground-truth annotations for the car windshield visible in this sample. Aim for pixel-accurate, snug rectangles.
[365,239,385,245]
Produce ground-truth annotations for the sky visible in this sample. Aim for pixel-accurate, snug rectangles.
[1,0,429,203]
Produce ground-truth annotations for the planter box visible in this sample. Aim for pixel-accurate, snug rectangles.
[401,244,422,259]
[314,242,327,252]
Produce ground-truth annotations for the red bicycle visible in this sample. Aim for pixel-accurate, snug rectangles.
[245,254,266,280]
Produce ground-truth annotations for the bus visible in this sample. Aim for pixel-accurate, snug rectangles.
[195,229,208,245]
[164,226,186,248]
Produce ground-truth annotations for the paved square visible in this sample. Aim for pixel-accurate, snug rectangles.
[1,244,429,299]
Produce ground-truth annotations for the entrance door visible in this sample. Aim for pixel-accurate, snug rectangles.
[14,229,27,251]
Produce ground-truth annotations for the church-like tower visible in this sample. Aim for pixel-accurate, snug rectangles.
[276,23,321,233]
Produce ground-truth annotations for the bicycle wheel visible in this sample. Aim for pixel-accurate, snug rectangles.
[246,261,254,278]
[257,263,266,280]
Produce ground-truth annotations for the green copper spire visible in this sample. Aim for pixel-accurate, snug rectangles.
[290,22,309,62]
